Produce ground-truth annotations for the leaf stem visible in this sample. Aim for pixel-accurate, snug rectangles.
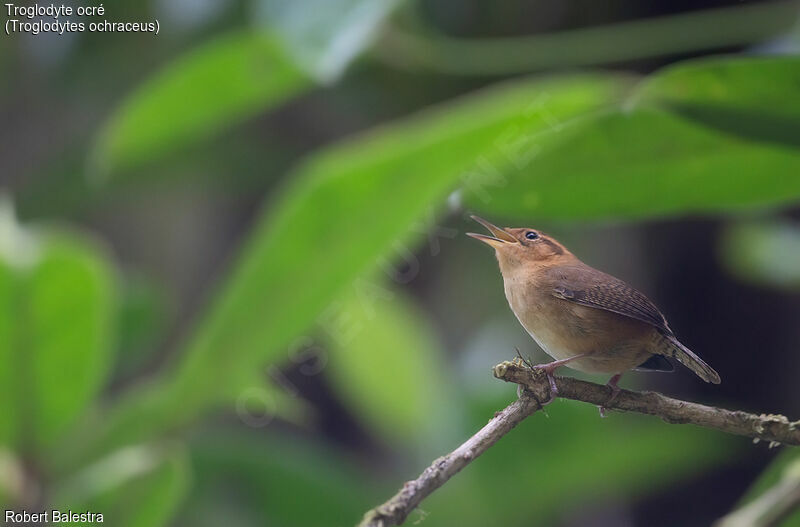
[374,1,799,76]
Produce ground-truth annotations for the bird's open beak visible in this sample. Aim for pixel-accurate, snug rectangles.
[467,215,518,249]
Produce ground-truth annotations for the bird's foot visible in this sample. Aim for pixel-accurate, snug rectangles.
[530,363,559,404]
[513,348,557,404]
[514,347,535,369]
[518,353,588,405]
[598,373,623,418]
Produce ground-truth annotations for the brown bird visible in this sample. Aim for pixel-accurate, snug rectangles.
[467,215,720,404]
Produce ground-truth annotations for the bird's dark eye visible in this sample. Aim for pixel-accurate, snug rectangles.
[525,231,539,240]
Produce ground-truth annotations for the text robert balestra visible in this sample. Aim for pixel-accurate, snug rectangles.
[5,509,104,523]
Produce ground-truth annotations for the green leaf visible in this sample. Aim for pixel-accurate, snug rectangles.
[56,367,308,477]
[635,55,800,147]
[53,443,190,527]
[719,219,800,289]
[70,74,628,466]
[0,208,117,452]
[257,0,403,82]
[168,74,628,416]
[463,56,800,220]
[185,429,382,527]
[115,275,170,375]
[464,106,800,220]
[0,260,18,448]
[326,286,451,444]
[28,235,117,449]
[91,30,309,178]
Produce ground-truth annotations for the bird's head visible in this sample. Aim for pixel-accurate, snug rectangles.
[467,215,573,273]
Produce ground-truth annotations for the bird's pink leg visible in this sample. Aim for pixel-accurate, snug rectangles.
[598,373,623,418]
[530,354,589,403]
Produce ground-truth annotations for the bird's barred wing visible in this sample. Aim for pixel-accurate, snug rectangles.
[547,266,720,383]
[549,268,672,334]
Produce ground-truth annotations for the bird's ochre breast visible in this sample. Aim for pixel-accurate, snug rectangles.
[502,268,653,374]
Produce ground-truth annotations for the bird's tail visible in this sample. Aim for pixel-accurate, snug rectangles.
[654,332,721,384]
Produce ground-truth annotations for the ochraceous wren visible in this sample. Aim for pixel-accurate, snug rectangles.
[468,216,720,402]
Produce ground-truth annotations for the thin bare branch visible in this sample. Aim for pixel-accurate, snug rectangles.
[358,394,542,527]
[495,360,800,446]
[358,359,800,527]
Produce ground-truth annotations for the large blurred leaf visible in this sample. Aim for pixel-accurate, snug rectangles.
[91,31,308,177]
[28,236,117,447]
[258,0,404,82]
[636,55,800,147]
[167,75,627,414]
[170,74,627,403]
[720,219,800,289]
[184,430,381,527]
[68,75,629,466]
[0,260,17,448]
[465,56,800,220]
[466,107,800,220]
[327,287,452,444]
[0,211,116,452]
[54,444,190,527]
[114,275,171,376]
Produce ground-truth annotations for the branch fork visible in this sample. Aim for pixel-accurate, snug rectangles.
[359,359,800,527]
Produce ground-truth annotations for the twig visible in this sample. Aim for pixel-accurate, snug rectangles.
[358,394,542,527]
[358,359,800,527]
[496,360,800,446]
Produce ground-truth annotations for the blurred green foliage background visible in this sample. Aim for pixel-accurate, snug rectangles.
[2,0,800,525]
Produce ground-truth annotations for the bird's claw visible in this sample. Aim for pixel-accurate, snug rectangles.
[529,363,558,404]
[514,347,535,369]
[606,385,621,406]
[598,377,622,418]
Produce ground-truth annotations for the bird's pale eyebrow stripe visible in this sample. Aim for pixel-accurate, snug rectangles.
[542,239,564,255]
